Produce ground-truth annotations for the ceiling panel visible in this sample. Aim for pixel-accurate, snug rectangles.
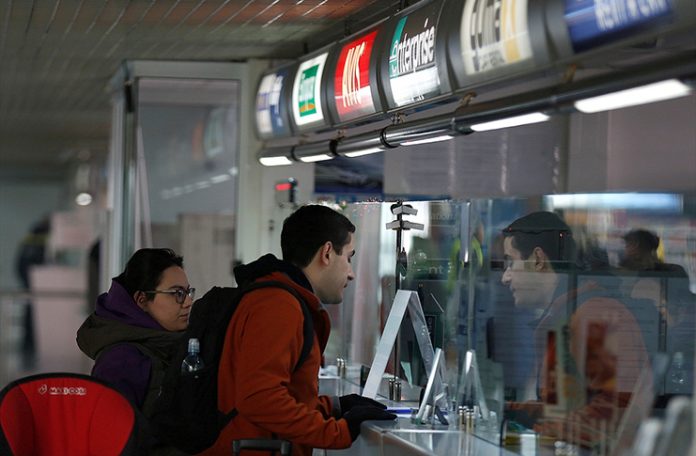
[0,0,402,177]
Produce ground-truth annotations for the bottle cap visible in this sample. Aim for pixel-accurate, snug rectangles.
[188,338,200,353]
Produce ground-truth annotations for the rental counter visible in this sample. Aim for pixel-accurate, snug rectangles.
[320,375,557,456]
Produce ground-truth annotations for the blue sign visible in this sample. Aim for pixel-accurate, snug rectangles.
[269,68,289,135]
[255,68,291,138]
[564,0,673,52]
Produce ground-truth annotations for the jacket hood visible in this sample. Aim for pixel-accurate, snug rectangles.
[234,253,313,293]
[96,280,164,330]
[76,279,181,360]
[76,314,182,360]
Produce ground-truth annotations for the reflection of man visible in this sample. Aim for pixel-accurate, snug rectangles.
[501,212,650,448]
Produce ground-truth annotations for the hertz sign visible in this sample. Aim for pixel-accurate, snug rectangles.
[334,30,378,122]
[292,52,329,128]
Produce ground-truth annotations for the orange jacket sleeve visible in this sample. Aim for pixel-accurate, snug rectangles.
[227,289,352,449]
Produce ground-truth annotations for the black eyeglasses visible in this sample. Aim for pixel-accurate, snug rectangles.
[144,287,196,304]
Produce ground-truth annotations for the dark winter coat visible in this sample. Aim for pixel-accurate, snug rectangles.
[76,280,183,415]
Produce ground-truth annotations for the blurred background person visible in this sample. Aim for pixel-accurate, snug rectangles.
[619,228,695,399]
[620,229,688,277]
[13,216,51,369]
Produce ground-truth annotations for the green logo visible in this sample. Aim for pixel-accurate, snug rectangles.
[298,65,319,117]
[389,18,407,77]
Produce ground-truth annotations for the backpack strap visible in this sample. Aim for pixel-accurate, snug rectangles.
[239,280,314,372]
[95,342,168,418]
[129,343,170,418]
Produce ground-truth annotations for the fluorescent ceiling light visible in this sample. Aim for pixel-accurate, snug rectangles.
[75,192,93,206]
[574,79,692,114]
[259,156,293,166]
[344,147,384,157]
[401,134,454,146]
[470,112,550,132]
[299,153,333,163]
[545,193,683,212]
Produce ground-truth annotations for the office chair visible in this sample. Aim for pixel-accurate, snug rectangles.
[0,372,142,455]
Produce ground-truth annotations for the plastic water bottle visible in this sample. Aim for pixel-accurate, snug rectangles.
[669,351,687,394]
[181,338,205,374]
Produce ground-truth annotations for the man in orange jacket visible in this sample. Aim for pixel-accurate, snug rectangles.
[203,204,395,455]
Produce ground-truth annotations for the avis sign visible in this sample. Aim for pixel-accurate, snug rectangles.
[334,30,378,122]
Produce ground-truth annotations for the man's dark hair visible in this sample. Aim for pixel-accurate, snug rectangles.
[623,229,660,254]
[502,211,576,270]
[281,205,356,268]
[115,248,184,297]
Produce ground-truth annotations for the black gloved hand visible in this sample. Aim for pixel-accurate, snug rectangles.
[338,393,386,415]
[342,405,396,441]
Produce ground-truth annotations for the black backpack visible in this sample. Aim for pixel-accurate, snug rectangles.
[150,280,314,454]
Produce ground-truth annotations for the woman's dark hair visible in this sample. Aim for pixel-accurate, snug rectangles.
[281,205,356,268]
[623,229,660,253]
[114,248,183,297]
[502,211,576,270]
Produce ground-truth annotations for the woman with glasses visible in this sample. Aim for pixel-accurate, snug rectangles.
[77,248,195,417]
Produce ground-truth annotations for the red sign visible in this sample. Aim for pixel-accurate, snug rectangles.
[334,30,378,122]
[275,182,293,191]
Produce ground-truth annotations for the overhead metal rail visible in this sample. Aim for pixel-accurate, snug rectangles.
[256,0,696,165]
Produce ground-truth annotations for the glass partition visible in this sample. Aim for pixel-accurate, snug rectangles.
[135,78,240,292]
[334,192,695,454]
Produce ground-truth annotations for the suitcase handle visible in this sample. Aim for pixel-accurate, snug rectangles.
[232,439,292,456]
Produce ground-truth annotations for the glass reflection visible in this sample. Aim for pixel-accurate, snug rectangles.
[335,193,695,454]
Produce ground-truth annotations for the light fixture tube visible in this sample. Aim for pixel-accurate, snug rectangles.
[469,112,550,132]
[344,147,384,158]
[545,193,682,212]
[298,153,334,163]
[259,156,293,166]
[400,134,454,146]
[574,79,692,114]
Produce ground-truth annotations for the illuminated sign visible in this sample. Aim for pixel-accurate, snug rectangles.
[334,30,378,122]
[255,69,289,138]
[274,178,297,206]
[292,53,328,128]
[275,182,293,191]
[387,3,443,107]
[564,0,673,52]
[461,0,533,75]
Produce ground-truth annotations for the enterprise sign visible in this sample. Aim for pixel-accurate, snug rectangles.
[292,53,329,128]
[460,0,533,74]
[564,0,673,52]
[334,30,379,122]
[387,2,443,107]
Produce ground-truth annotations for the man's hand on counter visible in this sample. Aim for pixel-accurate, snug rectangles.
[342,406,397,441]
[339,393,387,415]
